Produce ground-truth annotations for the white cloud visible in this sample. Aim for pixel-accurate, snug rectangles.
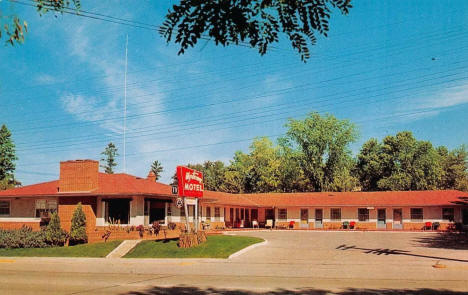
[35,74,61,85]
[422,82,468,109]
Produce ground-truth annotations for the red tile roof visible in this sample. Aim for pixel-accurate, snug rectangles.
[0,173,172,197]
[229,190,468,207]
[0,173,466,207]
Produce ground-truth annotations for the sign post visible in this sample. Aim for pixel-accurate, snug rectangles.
[176,166,204,233]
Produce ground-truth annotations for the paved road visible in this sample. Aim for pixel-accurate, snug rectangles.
[2,231,468,294]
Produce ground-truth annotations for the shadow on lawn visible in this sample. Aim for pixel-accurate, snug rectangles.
[124,286,468,295]
[335,244,468,263]
[414,232,468,250]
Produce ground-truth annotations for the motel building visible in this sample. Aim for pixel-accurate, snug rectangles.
[0,159,467,242]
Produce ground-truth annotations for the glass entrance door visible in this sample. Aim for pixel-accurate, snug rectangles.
[300,208,309,229]
[377,209,386,229]
[315,209,323,228]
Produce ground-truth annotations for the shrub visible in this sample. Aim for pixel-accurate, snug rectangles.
[136,225,144,238]
[152,221,161,236]
[69,203,88,245]
[0,226,49,249]
[45,212,68,246]
[168,222,177,230]
[196,231,207,244]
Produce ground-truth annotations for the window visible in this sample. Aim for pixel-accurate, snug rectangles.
[278,208,287,220]
[214,207,220,221]
[35,199,57,218]
[442,208,454,221]
[358,208,369,221]
[0,201,10,216]
[330,208,341,221]
[167,204,172,217]
[206,207,211,221]
[410,208,423,221]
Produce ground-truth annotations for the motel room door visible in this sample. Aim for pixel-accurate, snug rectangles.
[377,209,386,229]
[463,208,468,227]
[315,209,323,229]
[393,208,403,229]
[300,209,309,229]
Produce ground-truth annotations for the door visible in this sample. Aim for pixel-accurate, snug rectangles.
[463,208,468,225]
[393,208,403,229]
[265,208,275,228]
[377,209,386,229]
[229,208,234,227]
[300,209,309,229]
[315,209,323,229]
[149,200,166,224]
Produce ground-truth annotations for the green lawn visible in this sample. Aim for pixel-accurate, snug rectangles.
[0,240,122,257]
[124,235,264,258]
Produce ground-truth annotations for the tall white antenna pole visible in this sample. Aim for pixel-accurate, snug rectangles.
[123,34,128,173]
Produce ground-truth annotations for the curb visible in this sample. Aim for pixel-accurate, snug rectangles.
[228,240,268,259]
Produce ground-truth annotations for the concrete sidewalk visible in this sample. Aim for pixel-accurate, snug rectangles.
[106,240,142,258]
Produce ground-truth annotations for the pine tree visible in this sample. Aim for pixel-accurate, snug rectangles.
[69,202,87,245]
[100,142,118,174]
[151,160,164,181]
[0,124,18,189]
[46,212,67,246]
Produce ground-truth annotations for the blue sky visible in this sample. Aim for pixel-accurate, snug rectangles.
[0,0,467,185]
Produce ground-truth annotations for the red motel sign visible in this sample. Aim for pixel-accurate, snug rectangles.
[176,166,204,198]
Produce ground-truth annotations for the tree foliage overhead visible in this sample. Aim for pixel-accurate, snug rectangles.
[159,0,352,61]
[0,124,18,190]
[0,0,80,46]
[100,142,118,174]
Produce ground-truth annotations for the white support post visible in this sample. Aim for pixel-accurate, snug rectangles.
[194,198,199,233]
[184,197,190,233]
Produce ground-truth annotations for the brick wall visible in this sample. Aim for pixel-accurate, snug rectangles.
[58,204,96,232]
[354,222,377,230]
[323,222,343,230]
[59,160,99,192]
[88,227,181,244]
[0,222,41,231]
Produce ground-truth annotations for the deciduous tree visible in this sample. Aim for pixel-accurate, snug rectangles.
[1,0,80,46]
[282,112,358,191]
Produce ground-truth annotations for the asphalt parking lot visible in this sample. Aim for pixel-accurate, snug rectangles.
[1,231,468,294]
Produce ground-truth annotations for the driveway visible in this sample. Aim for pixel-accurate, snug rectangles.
[1,231,468,294]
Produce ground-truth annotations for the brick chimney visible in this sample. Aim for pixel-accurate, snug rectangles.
[59,160,99,192]
[147,171,156,182]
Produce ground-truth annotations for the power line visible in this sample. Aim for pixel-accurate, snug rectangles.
[11,59,468,138]
[15,71,468,153]
[13,58,468,149]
